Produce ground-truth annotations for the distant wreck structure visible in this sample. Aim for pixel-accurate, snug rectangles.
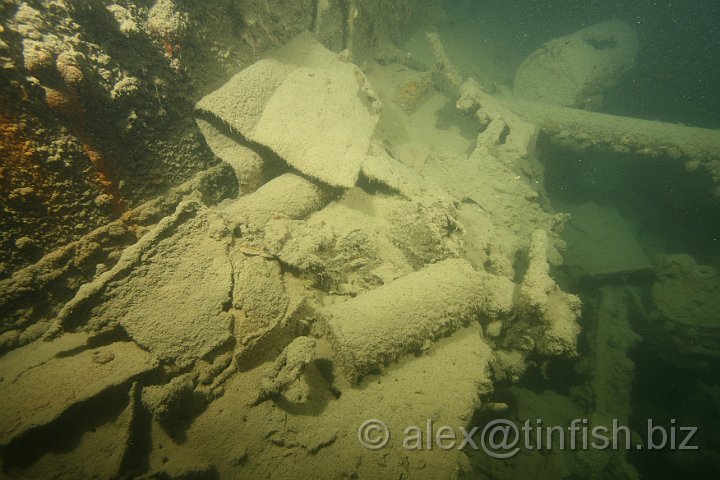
[514,20,639,109]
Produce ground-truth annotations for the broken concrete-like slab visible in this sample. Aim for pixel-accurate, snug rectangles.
[0,342,157,446]
[88,208,235,366]
[195,32,380,188]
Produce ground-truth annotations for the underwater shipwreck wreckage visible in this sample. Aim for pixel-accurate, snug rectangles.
[1,8,720,479]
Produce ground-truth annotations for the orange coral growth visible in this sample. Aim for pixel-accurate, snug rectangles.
[160,35,181,59]
[0,114,52,207]
[0,118,24,162]
[80,140,115,193]
[43,86,83,122]
[1,117,36,172]
[40,86,126,215]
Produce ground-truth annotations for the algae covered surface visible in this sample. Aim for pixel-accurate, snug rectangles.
[1,1,720,479]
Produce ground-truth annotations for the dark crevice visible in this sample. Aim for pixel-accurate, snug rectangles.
[194,111,347,195]
[340,0,351,51]
[309,0,320,33]
[539,137,720,268]
[356,172,402,197]
[497,124,510,145]
[193,111,290,187]
[55,325,133,358]
[537,131,720,478]
[1,382,134,472]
